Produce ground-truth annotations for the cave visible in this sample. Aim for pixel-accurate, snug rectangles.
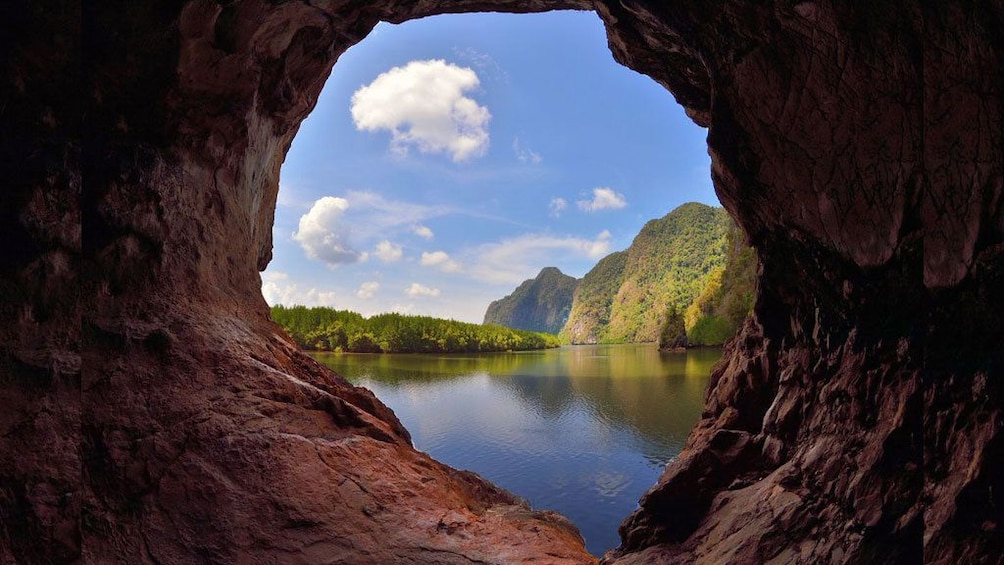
[2,1,1002,563]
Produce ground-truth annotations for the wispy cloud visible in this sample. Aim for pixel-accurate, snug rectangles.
[549,197,567,218]
[351,59,490,162]
[405,283,441,297]
[513,137,542,164]
[420,251,461,272]
[346,190,453,241]
[452,47,508,83]
[578,187,627,212]
[462,230,612,284]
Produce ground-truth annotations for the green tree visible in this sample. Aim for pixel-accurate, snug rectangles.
[658,304,688,350]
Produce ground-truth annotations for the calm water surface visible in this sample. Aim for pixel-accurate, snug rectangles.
[311,343,721,556]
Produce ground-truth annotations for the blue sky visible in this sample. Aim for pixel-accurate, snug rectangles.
[263,10,718,323]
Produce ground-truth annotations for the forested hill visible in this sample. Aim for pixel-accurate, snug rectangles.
[560,202,756,345]
[271,306,560,353]
[482,267,579,334]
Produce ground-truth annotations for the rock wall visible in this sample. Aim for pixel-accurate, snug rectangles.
[1,1,1001,564]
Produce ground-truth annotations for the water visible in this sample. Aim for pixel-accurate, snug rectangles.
[310,343,721,556]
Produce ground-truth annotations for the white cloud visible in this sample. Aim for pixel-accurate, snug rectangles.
[413,224,434,239]
[356,281,381,299]
[292,197,364,266]
[373,240,403,263]
[513,137,542,164]
[549,197,567,218]
[261,280,338,307]
[262,271,289,282]
[464,230,612,284]
[351,59,491,162]
[293,191,452,266]
[420,250,461,272]
[346,190,451,240]
[405,283,441,297]
[577,187,627,212]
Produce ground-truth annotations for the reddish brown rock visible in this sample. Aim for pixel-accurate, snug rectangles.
[1,1,1001,564]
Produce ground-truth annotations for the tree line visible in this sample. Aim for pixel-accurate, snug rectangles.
[271,305,561,353]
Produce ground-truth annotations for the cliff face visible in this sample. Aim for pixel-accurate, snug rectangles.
[561,203,738,344]
[483,267,579,334]
[2,2,1001,564]
[560,251,628,344]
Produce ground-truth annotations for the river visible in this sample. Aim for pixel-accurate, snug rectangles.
[310,343,721,556]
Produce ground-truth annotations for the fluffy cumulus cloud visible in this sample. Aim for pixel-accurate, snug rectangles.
[513,137,542,164]
[549,197,567,217]
[292,197,364,266]
[373,240,403,263]
[420,250,461,272]
[412,224,435,239]
[405,283,441,297]
[351,59,491,162]
[293,192,453,267]
[577,187,627,212]
[464,230,612,284]
[356,281,380,299]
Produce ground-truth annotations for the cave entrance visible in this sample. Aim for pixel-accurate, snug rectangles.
[264,9,739,556]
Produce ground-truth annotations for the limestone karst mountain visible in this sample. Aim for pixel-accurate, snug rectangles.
[487,203,756,346]
[483,267,579,334]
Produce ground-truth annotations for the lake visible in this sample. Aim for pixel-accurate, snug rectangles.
[310,343,721,556]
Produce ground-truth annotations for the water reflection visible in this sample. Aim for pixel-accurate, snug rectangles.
[310,344,719,556]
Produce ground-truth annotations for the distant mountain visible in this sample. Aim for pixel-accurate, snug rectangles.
[483,203,757,346]
[561,202,756,345]
[482,267,579,334]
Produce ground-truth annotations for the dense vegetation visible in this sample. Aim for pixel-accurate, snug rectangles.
[658,304,689,350]
[483,267,579,334]
[606,203,732,342]
[682,223,757,345]
[271,306,561,353]
[503,202,760,347]
[558,251,628,344]
[561,202,749,344]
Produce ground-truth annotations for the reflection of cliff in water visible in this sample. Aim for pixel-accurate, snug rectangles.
[496,346,720,460]
[311,345,720,460]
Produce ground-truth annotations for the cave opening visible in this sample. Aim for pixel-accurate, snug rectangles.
[11,2,997,563]
[262,9,741,557]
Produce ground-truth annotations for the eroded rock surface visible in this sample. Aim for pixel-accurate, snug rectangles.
[1,1,1001,564]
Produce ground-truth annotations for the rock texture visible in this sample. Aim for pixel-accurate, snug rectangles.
[1,1,1001,565]
[483,267,579,334]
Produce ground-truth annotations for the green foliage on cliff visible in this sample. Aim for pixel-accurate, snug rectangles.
[658,304,688,350]
[684,223,757,345]
[558,251,628,344]
[483,267,579,334]
[271,306,561,353]
[560,202,756,346]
